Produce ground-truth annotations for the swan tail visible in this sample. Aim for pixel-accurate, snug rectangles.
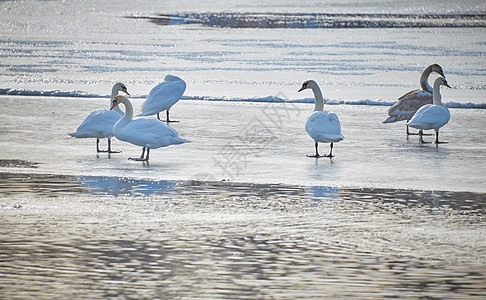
[68,132,84,137]
[175,137,190,144]
[383,113,413,124]
[407,120,420,127]
[382,116,397,124]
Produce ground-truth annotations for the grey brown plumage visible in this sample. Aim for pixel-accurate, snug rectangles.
[383,64,445,125]
[383,89,432,123]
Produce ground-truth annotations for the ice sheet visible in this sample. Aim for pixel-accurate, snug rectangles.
[1,96,485,192]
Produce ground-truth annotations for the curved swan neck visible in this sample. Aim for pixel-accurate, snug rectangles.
[432,80,443,106]
[310,83,324,111]
[110,85,123,114]
[420,65,433,93]
[118,99,134,126]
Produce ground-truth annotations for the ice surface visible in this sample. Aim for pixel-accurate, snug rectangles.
[1,96,485,192]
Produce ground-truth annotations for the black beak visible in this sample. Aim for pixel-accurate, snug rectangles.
[110,100,118,110]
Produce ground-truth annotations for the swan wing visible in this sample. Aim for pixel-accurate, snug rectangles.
[384,89,432,123]
[130,118,178,134]
[115,118,188,148]
[69,109,122,138]
[139,80,186,116]
[305,111,344,143]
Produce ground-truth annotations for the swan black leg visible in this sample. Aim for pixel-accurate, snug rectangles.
[97,138,121,153]
[406,123,419,135]
[307,142,335,158]
[308,142,333,158]
[307,142,320,158]
[406,124,414,135]
[326,142,335,158]
[107,138,121,153]
[97,138,109,153]
[96,138,102,152]
[129,147,148,161]
[307,142,319,158]
[418,131,430,144]
[434,131,447,144]
[145,148,150,161]
[165,110,179,123]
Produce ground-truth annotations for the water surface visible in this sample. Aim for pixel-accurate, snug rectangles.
[1,172,485,299]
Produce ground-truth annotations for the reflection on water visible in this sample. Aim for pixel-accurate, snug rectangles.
[1,172,485,299]
[0,159,39,168]
[130,12,486,29]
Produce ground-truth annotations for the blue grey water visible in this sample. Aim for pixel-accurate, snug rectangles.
[1,0,485,299]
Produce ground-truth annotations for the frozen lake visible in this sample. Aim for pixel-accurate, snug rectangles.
[1,96,485,192]
[1,0,486,298]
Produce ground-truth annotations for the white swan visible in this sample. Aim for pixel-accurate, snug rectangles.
[138,75,186,122]
[110,95,189,161]
[408,77,451,144]
[299,80,344,158]
[383,64,445,135]
[69,83,129,153]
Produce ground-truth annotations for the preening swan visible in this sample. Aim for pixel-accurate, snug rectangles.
[110,95,189,162]
[299,80,344,158]
[138,75,186,123]
[69,83,129,153]
[383,64,445,135]
[407,77,451,144]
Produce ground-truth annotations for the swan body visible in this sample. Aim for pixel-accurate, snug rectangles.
[299,80,344,158]
[111,95,189,161]
[138,75,186,122]
[383,64,445,134]
[408,77,451,144]
[69,83,129,153]
[306,111,344,143]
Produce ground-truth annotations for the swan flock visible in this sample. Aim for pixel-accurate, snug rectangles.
[69,67,452,162]
[383,64,446,135]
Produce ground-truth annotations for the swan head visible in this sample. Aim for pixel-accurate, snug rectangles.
[110,95,128,110]
[430,64,445,78]
[164,75,182,82]
[114,82,130,96]
[435,77,451,88]
[298,80,317,92]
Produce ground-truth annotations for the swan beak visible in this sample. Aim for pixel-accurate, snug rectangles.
[123,88,130,96]
[298,86,306,92]
[445,83,451,88]
[110,101,118,110]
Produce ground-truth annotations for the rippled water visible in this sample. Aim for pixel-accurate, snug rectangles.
[1,173,485,299]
